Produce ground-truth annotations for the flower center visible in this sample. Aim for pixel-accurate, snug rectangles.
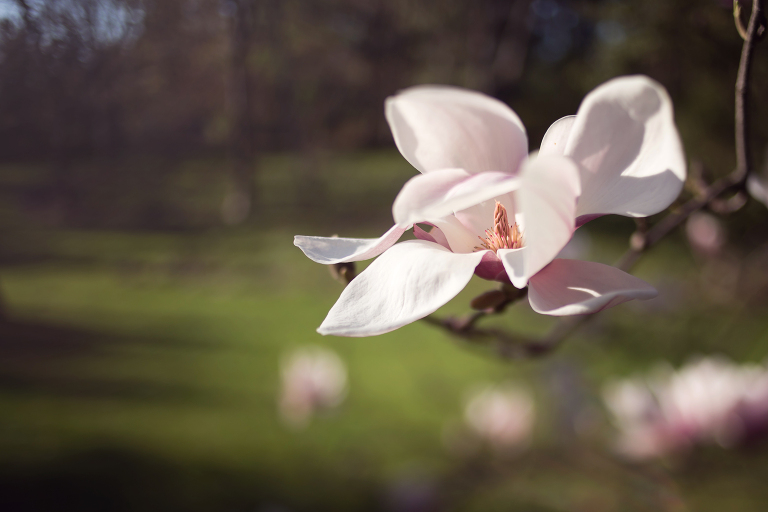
[475,201,523,253]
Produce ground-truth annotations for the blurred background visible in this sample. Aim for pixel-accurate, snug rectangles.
[1,0,768,510]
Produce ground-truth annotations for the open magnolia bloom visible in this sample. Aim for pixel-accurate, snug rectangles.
[295,76,686,336]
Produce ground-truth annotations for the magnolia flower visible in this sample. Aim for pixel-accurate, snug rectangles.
[603,357,768,460]
[296,76,686,336]
[279,346,348,427]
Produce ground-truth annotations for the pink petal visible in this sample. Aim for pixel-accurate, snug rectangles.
[385,86,528,175]
[564,76,686,218]
[430,215,481,254]
[539,116,575,157]
[513,155,581,287]
[497,247,526,288]
[393,168,521,227]
[575,214,604,228]
[413,224,451,250]
[318,240,488,336]
[527,259,658,316]
[294,225,408,264]
[475,251,511,283]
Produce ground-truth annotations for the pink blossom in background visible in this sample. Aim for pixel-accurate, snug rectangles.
[603,357,768,460]
[279,346,348,428]
[296,76,686,336]
[463,384,535,450]
[686,212,726,256]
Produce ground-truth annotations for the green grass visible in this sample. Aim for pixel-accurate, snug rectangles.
[2,225,768,511]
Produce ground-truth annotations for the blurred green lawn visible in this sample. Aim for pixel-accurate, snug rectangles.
[2,153,768,511]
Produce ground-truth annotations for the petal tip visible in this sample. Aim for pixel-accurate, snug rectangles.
[528,259,660,316]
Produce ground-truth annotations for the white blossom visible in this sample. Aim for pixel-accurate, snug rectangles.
[296,76,685,336]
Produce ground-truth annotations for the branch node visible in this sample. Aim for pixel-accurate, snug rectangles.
[470,290,507,311]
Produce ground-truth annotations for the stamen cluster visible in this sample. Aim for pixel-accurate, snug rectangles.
[475,201,524,253]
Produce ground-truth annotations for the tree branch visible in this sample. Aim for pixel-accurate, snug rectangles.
[735,0,765,184]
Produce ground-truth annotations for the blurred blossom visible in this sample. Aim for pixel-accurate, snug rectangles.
[464,385,535,450]
[747,174,768,209]
[747,149,768,207]
[279,346,348,428]
[603,357,768,460]
[685,212,726,255]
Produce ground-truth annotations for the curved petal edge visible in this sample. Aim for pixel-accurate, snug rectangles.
[393,168,521,226]
[539,116,575,157]
[385,85,528,175]
[565,75,686,219]
[294,225,409,264]
[528,259,657,316]
[318,240,487,336]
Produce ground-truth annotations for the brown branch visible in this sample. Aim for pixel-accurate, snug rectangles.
[423,312,588,360]
[735,0,765,183]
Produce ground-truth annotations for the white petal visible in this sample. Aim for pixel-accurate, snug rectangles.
[413,224,451,250]
[393,168,521,226]
[564,75,686,218]
[527,259,658,316]
[385,85,528,175]
[497,247,526,288]
[430,215,480,254]
[294,225,408,264]
[318,240,487,336]
[515,155,581,287]
[539,116,575,157]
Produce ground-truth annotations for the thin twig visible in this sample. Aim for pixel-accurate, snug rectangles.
[423,312,589,360]
[735,0,765,183]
